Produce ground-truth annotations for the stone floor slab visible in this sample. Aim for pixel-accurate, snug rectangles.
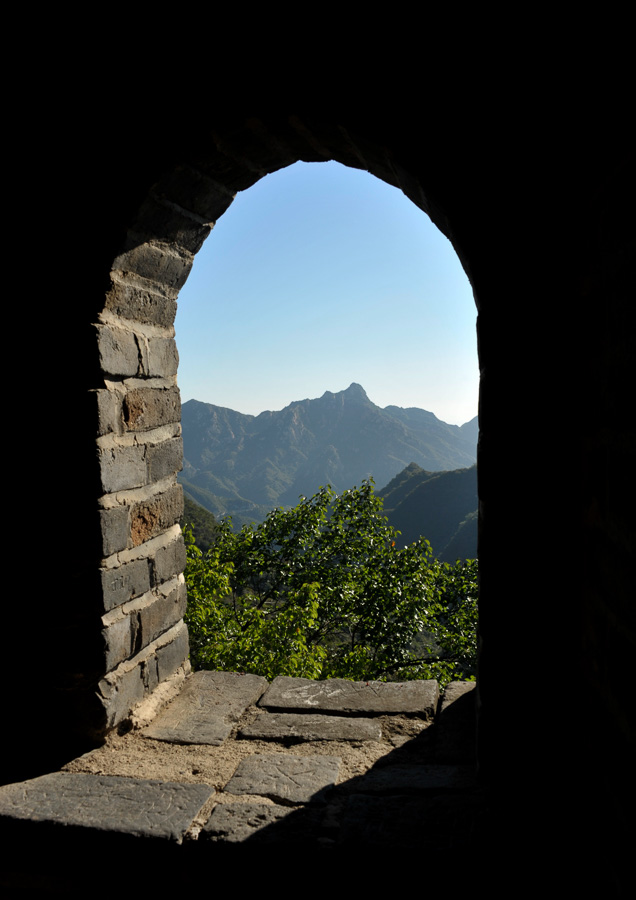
[144,670,268,745]
[202,801,325,843]
[0,773,214,842]
[224,754,341,804]
[261,676,439,717]
[238,712,382,742]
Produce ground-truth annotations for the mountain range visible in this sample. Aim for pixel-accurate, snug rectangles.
[379,463,477,561]
[179,383,478,532]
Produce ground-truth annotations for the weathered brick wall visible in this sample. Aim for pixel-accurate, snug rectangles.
[8,114,631,887]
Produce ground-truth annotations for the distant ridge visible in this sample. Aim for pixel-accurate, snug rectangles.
[180,384,477,528]
[379,463,478,560]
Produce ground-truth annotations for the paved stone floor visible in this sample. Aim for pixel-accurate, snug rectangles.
[0,673,486,891]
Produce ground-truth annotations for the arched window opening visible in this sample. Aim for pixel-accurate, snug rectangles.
[174,161,479,684]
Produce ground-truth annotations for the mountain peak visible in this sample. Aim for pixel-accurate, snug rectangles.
[343,382,368,398]
[320,383,370,403]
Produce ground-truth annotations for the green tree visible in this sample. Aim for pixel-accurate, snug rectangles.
[183,481,478,685]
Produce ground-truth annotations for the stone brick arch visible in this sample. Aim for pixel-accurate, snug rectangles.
[93,118,481,742]
[8,113,632,892]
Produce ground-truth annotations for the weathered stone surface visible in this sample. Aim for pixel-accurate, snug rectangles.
[153,535,187,584]
[203,801,300,842]
[155,622,190,684]
[225,754,340,805]
[114,242,192,292]
[147,436,183,482]
[238,713,382,743]
[261,676,439,718]
[101,558,151,611]
[202,800,327,843]
[99,506,129,556]
[0,773,213,842]
[102,616,132,670]
[130,194,212,254]
[130,484,183,547]
[104,279,177,327]
[123,387,181,432]
[137,582,187,646]
[98,663,146,728]
[144,670,267,745]
[95,388,123,436]
[99,444,147,493]
[96,323,139,376]
[147,336,179,377]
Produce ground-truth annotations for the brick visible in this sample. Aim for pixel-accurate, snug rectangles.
[123,387,181,432]
[156,623,189,684]
[147,336,179,377]
[99,506,129,556]
[153,535,187,584]
[104,279,177,327]
[137,582,187,647]
[151,165,236,221]
[103,617,132,671]
[95,389,123,436]
[147,437,183,483]
[113,242,193,293]
[130,193,213,254]
[99,445,147,493]
[101,558,151,612]
[96,324,139,376]
[99,664,146,730]
[130,484,184,547]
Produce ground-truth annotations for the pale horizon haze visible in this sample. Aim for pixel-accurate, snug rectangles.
[174,161,479,427]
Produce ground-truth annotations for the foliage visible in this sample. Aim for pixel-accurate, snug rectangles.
[180,495,220,553]
[183,481,478,685]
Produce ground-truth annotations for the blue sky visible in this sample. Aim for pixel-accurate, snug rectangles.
[174,161,479,426]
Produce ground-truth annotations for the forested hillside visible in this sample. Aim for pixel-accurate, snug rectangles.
[379,463,477,561]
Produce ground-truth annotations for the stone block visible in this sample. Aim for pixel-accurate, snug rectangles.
[144,670,267,746]
[99,444,147,493]
[238,712,382,743]
[98,663,146,729]
[101,558,151,612]
[123,387,181,432]
[99,506,129,557]
[202,801,324,843]
[153,535,187,585]
[137,582,187,647]
[95,388,123,436]
[102,616,132,671]
[96,323,139,376]
[224,754,340,805]
[113,242,192,293]
[0,773,214,842]
[152,164,236,221]
[261,677,440,718]
[155,623,189,685]
[130,193,212,254]
[142,654,159,694]
[130,484,183,547]
[147,437,183,482]
[147,337,179,377]
[104,279,177,327]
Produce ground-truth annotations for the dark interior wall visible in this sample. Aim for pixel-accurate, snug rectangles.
[7,108,633,885]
